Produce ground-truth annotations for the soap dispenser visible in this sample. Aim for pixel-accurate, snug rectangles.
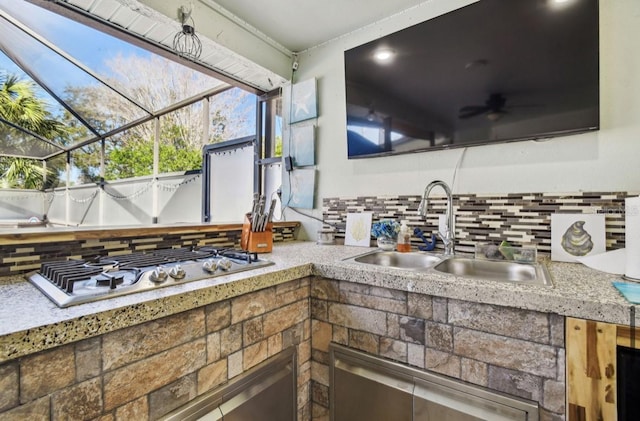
[397,220,411,252]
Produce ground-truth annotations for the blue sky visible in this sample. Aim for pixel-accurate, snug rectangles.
[1,0,229,110]
[0,0,152,97]
[1,0,151,124]
[1,0,151,70]
[0,0,229,121]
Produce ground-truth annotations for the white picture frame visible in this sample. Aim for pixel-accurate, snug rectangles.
[281,168,315,209]
[551,213,606,262]
[290,78,318,123]
[344,212,373,247]
[289,124,315,167]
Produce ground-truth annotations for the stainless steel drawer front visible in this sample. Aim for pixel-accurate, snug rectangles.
[161,347,296,421]
[330,344,538,421]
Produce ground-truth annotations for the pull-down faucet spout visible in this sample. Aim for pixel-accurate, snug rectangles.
[418,180,455,255]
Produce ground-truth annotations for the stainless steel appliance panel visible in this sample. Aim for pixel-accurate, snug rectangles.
[220,364,294,420]
[332,357,413,421]
[161,347,296,421]
[330,344,538,421]
[414,378,528,421]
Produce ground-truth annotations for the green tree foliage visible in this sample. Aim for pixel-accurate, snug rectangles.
[0,72,66,189]
[105,141,202,179]
[2,55,257,187]
[72,144,101,184]
[0,157,47,189]
[63,54,255,180]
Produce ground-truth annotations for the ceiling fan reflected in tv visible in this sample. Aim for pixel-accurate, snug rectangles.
[458,93,543,122]
[344,0,600,159]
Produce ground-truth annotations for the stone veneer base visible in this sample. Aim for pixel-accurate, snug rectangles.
[309,277,566,421]
[0,278,312,420]
[0,274,567,420]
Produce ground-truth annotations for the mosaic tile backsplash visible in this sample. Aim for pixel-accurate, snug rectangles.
[0,225,297,277]
[323,192,637,254]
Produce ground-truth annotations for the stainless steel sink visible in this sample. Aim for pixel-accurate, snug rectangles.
[433,257,552,286]
[349,251,441,271]
[345,250,552,287]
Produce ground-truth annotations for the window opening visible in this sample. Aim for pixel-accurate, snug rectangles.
[1,0,276,228]
[0,0,236,161]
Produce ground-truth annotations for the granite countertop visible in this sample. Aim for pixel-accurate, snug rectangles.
[0,242,635,363]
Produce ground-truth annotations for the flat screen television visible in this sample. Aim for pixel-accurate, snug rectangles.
[345,0,599,159]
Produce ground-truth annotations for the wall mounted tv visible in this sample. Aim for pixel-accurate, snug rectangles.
[345,0,599,159]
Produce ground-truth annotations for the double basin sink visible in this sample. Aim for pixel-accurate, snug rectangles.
[347,250,552,286]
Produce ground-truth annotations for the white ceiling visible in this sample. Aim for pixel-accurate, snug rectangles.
[209,0,431,52]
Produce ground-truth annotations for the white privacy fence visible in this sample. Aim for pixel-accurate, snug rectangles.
[0,172,203,228]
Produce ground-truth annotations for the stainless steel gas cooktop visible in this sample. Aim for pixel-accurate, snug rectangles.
[27,247,273,307]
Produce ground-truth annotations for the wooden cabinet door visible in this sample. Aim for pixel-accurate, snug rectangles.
[566,317,617,421]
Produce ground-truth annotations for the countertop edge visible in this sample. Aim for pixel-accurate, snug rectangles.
[0,242,634,363]
[0,262,314,362]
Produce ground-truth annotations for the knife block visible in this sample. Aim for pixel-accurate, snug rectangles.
[241,215,273,253]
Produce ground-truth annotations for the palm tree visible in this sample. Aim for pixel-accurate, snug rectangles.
[0,157,48,189]
[0,72,66,189]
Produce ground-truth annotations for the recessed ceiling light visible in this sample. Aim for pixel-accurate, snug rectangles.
[373,49,395,63]
[548,0,575,7]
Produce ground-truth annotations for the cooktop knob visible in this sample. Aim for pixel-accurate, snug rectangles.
[169,265,186,279]
[218,257,232,271]
[149,266,168,283]
[202,259,218,273]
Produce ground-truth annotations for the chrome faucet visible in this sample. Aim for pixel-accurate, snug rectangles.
[418,180,455,255]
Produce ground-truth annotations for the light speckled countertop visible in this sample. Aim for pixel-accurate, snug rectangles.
[0,242,635,363]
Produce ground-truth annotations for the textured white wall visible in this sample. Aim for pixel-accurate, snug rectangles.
[284,0,640,238]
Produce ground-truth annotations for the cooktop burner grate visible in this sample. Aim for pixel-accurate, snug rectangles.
[146,248,215,262]
[27,247,274,308]
[198,247,256,263]
[41,260,105,292]
[98,249,216,269]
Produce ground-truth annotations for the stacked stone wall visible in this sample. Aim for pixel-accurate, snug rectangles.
[0,278,311,420]
[309,277,566,421]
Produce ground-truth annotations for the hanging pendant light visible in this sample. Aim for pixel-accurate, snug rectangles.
[173,5,202,61]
